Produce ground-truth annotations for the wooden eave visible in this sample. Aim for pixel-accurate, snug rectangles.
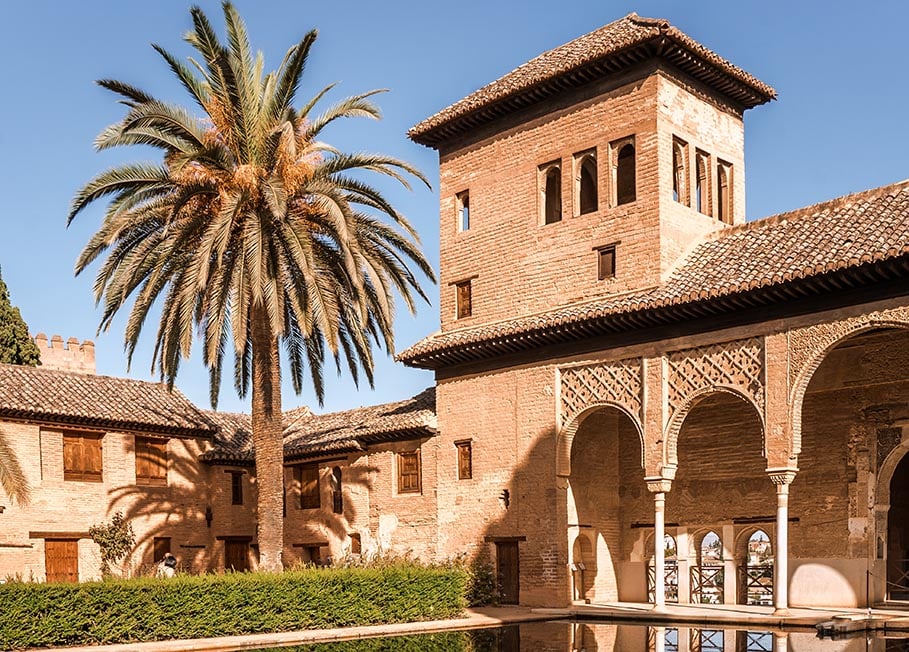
[405,255,909,371]
[410,36,774,148]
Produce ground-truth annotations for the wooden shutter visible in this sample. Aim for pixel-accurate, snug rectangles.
[457,442,472,480]
[63,432,102,482]
[298,464,320,509]
[136,437,167,486]
[45,539,79,583]
[398,450,421,493]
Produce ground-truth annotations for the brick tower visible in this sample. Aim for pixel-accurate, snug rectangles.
[409,14,775,333]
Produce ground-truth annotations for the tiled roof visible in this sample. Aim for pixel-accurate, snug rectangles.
[200,388,437,464]
[399,180,909,368]
[410,13,776,146]
[0,363,215,436]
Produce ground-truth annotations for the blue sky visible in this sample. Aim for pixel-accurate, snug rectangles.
[1,1,907,415]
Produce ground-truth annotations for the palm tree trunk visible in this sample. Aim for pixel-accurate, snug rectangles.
[250,304,284,572]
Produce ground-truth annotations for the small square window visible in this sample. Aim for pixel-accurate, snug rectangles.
[397,450,422,494]
[597,245,616,280]
[456,441,472,480]
[455,280,472,319]
[456,190,470,231]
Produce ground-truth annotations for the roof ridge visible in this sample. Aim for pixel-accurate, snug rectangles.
[0,361,186,392]
[707,177,909,242]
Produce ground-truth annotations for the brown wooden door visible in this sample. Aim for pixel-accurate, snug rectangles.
[45,539,79,583]
[224,540,250,572]
[496,541,520,604]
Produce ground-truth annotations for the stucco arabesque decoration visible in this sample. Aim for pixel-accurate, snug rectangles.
[787,305,909,458]
[557,358,644,477]
[664,337,766,465]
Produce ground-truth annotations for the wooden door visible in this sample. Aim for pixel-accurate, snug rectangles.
[45,539,79,583]
[496,541,520,604]
[224,540,250,572]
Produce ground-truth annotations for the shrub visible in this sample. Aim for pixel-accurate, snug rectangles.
[0,564,468,649]
[88,511,135,578]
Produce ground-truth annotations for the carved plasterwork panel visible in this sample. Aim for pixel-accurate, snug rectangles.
[788,305,909,395]
[666,337,765,417]
[560,358,643,425]
[787,305,909,456]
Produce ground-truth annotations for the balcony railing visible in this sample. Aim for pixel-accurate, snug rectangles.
[691,564,724,604]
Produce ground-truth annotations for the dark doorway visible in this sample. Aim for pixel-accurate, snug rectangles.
[224,539,251,572]
[45,539,79,583]
[496,540,520,604]
[889,452,909,599]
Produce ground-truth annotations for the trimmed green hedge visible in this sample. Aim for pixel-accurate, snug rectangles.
[0,565,468,649]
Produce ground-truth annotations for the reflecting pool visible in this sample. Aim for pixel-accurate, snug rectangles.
[245,620,909,651]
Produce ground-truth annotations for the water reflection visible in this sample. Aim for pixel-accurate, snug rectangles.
[249,621,909,652]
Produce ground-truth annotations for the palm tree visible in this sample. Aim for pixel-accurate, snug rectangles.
[68,3,434,571]
[0,431,29,507]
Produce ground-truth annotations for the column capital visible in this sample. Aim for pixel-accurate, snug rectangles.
[645,477,673,493]
[766,467,797,486]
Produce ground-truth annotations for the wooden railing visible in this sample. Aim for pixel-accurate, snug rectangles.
[690,565,724,604]
[740,564,774,606]
[647,560,679,603]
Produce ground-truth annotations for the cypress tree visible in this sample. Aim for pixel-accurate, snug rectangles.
[0,272,41,366]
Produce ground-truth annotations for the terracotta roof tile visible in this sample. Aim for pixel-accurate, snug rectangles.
[410,13,775,145]
[200,388,437,464]
[0,364,215,436]
[399,180,909,367]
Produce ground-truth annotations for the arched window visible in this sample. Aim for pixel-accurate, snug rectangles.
[615,141,636,205]
[540,162,562,224]
[696,151,710,216]
[672,138,688,205]
[743,530,773,606]
[717,161,732,224]
[700,531,722,564]
[693,530,724,604]
[576,153,598,215]
[456,190,470,231]
[330,466,343,514]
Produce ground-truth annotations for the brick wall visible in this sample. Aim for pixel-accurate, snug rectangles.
[435,68,744,331]
[0,425,211,580]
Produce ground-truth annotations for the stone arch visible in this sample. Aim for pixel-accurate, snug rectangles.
[734,527,772,561]
[876,436,909,508]
[664,386,766,467]
[556,402,644,477]
[789,315,909,457]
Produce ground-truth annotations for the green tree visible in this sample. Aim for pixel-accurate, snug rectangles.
[0,271,38,506]
[68,3,433,571]
[0,273,41,366]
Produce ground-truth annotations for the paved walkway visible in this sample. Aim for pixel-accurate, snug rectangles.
[42,607,555,652]
[542,600,909,631]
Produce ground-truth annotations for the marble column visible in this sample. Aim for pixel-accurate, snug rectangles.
[647,477,673,611]
[768,468,797,613]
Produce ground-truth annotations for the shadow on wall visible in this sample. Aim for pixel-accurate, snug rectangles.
[107,437,213,574]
